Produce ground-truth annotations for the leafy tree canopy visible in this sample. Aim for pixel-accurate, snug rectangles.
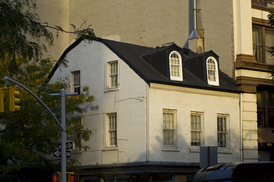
[0,0,95,174]
[268,9,274,57]
[0,0,95,73]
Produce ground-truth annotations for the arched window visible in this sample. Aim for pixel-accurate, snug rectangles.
[206,56,219,86]
[169,51,183,81]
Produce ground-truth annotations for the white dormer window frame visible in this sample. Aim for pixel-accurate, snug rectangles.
[169,51,183,81]
[206,56,219,86]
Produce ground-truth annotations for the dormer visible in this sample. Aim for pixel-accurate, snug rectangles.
[184,50,220,86]
[142,44,184,81]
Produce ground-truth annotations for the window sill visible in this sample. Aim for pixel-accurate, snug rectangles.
[218,148,231,154]
[104,87,119,93]
[162,148,179,152]
[102,147,119,151]
[189,148,200,153]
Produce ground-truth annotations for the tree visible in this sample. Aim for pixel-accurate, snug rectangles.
[0,0,94,74]
[0,0,95,175]
[268,9,274,57]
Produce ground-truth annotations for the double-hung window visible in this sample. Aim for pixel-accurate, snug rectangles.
[72,71,80,94]
[169,51,183,81]
[252,24,274,65]
[109,61,118,88]
[163,110,176,147]
[206,56,219,86]
[191,113,203,146]
[217,115,228,147]
[108,113,117,146]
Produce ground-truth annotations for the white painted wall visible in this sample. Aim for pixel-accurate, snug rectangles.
[148,84,241,163]
[50,40,148,165]
[50,39,241,166]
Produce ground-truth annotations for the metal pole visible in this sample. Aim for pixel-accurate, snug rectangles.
[61,89,66,182]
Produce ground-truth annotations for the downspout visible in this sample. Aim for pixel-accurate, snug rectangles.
[146,84,149,162]
[240,93,243,162]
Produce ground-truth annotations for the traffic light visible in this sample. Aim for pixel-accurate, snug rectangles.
[68,173,79,182]
[0,89,3,112]
[8,87,20,112]
[52,173,60,182]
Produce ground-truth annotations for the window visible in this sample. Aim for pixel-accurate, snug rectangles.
[108,61,118,88]
[163,110,176,146]
[217,115,228,147]
[169,51,183,81]
[257,86,274,128]
[108,113,117,146]
[72,71,80,94]
[252,25,274,64]
[206,57,219,86]
[191,112,203,146]
[252,0,274,9]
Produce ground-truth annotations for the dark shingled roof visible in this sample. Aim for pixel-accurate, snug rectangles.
[48,37,241,93]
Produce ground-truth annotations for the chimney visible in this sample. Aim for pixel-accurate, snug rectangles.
[188,0,204,54]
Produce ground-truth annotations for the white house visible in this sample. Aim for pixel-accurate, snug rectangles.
[49,38,242,182]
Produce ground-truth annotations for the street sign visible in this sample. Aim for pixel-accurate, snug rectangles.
[67,132,85,139]
[54,150,71,157]
[59,142,73,150]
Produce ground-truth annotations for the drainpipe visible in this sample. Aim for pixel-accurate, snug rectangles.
[240,93,243,162]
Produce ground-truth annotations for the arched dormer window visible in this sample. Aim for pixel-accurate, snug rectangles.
[169,51,183,81]
[206,56,219,86]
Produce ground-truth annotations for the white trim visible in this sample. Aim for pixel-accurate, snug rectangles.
[169,51,183,81]
[105,60,120,92]
[217,114,231,153]
[162,109,178,150]
[206,56,219,86]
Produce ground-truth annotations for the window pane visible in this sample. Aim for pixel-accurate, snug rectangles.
[207,59,216,82]
[265,29,274,65]
[252,26,262,63]
[217,116,227,147]
[191,114,202,146]
[170,53,180,78]
[163,112,175,145]
[109,62,118,87]
[109,114,117,146]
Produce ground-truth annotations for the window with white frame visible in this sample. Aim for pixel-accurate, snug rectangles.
[108,61,118,88]
[108,113,117,146]
[206,57,219,86]
[217,115,228,147]
[169,51,183,81]
[191,112,203,146]
[72,71,80,94]
[163,110,176,146]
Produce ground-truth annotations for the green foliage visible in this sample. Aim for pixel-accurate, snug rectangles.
[268,9,274,57]
[0,58,95,174]
[0,0,95,74]
[0,0,95,174]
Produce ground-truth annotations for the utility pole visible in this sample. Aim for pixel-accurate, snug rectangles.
[51,89,77,182]
[4,76,77,182]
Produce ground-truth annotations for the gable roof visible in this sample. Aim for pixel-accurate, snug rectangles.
[48,37,241,93]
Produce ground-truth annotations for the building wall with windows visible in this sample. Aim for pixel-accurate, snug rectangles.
[234,0,274,162]
[50,40,149,165]
[148,84,241,164]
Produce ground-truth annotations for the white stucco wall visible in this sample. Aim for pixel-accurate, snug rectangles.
[50,40,148,166]
[148,84,241,164]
